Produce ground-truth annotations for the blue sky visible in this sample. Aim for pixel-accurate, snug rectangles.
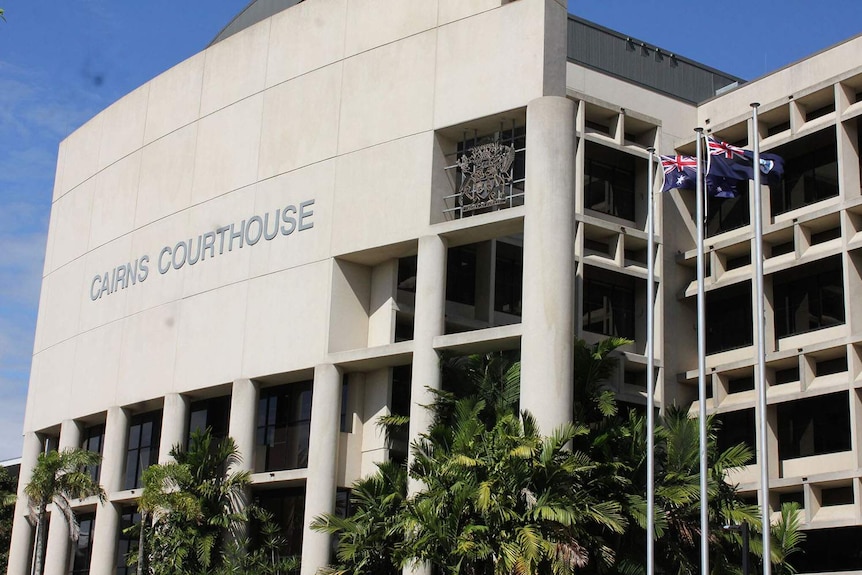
[0,0,859,460]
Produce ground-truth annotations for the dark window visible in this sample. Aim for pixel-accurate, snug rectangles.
[585,146,636,222]
[821,486,854,506]
[806,103,835,121]
[446,245,477,306]
[816,356,848,377]
[778,491,804,507]
[124,411,161,490]
[771,241,794,256]
[725,253,751,271]
[188,396,231,442]
[623,369,646,388]
[811,226,841,245]
[396,256,417,294]
[340,378,350,433]
[707,194,749,237]
[771,129,839,216]
[795,526,862,572]
[775,366,800,385]
[767,121,790,137]
[727,375,755,394]
[582,274,636,339]
[716,408,756,464]
[81,425,105,484]
[494,241,523,316]
[773,256,844,338]
[255,488,305,560]
[389,366,411,465]
[706,282,753,353]
[255,382,313,472]
[778,392,851,459]
[71,513,95,575]
[116,506,140,575]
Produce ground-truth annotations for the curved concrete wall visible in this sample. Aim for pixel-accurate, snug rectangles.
[26,0,565,433]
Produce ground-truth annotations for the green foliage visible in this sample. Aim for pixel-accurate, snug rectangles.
[771,503,805,575]
[0,465,17,573]
[311,461,406,575]
[24,448,105,575]
[313,339,806,575]
[134,428,253,575]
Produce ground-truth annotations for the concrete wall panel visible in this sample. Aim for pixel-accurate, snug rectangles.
[242,261,330,377]
[144,53,205,144]
[265,0,347,87]
[200,19,270,116]
[191,94,263,204]
[115,302,180,406]
[344,0,437,57]
[174,282,249,393]
[337,30,436,155]
[136,123,198,228]
[434,0,545,129]
[89,151,141,250]
[258,63,342,179]
[97,84,149,172]
[331,132,432,255]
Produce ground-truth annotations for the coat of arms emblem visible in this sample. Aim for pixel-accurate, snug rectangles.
[456,142,516,211]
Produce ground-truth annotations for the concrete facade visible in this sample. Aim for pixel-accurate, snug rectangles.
[9,1,862,573]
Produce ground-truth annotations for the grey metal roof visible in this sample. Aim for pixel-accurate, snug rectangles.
[567,15,743,104]
[209,0,305,46]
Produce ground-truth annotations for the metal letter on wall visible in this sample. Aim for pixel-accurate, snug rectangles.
[456,142,515,212]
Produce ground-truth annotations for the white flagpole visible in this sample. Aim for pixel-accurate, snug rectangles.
[751,102,772,575]
[646,147,656,575]
[695,127,709,575]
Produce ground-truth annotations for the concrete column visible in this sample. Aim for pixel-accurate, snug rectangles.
[7,432,43,575]
[89,407,129,575]
[408,235,447,478]
[158,393,189,463]
[520,96,576,434]
[403,235,446,575]
[228,379,258,473]
[300,364,343,575]
[43,420,83,575]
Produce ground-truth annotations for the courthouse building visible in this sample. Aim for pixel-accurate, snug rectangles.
[8,0,862,573]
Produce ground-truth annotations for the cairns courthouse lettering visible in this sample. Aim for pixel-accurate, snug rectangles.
[89,199,315,301]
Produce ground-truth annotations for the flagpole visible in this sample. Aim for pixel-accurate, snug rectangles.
[646,147,656,575]
[695,127,709,575]
[751,102,772,575]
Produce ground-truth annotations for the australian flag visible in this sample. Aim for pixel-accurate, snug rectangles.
[660,155,698,192]
[706,137,784,187]
[660,155,740,198]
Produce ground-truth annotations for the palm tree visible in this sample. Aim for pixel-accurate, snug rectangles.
[1,465,17,574]
[23,448,105,575]
[311,461,406,575]
[135,428,251,575]
[403,398,626,574]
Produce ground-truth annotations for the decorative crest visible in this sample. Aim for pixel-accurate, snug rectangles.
[456,142,515,211]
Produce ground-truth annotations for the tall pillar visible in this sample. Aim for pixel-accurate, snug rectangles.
[7,431,43,575]
[403,234,447,575]
[90,407,129,575]
[300,364,343,575]
[44,420,83,575]
[520,96,576,434]
[228,379,258,473]
[158,393,189,463]
[408,235,447,460]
